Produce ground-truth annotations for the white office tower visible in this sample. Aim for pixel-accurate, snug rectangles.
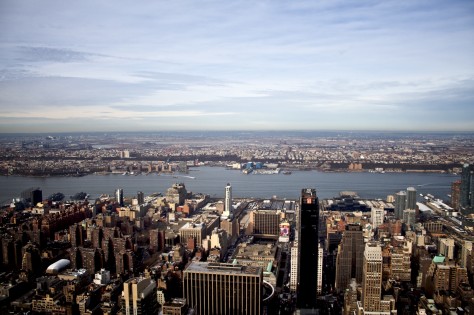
[406,186,417,210]
[317,243,323,294]
[371,207,385,229]
[362,243,383,313]
[290,239,299,293]
[290,219,300,294]
[116,188,124,207]
[223,183,232,218]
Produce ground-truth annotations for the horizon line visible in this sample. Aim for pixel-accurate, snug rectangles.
[1,129,474,135]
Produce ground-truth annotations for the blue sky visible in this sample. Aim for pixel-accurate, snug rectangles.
[0,0,473,132]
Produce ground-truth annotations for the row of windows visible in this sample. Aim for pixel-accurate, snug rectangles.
[183,272,261,315]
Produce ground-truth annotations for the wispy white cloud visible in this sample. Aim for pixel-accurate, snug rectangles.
[0,0,473,132]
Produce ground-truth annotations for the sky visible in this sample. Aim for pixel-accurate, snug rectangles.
[0,0,473,133]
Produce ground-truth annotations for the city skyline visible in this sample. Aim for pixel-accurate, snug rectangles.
[1,0,473,133]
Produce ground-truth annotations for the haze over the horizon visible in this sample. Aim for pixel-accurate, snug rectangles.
[0,1,473,133]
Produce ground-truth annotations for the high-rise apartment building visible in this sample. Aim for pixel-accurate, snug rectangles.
[69,223,84,247]
[438,237,455,260]
[406,186,417,210]
[115,188,124,207]
[433,265,450,292]
[362,243,383,312]
[137,191,145,204]
[451,180,461,210]
[166,183,187,205]
[335,224,365,292]
[403,209,416,228]
[371,207,385,229]
[21,242,41,275]
[317,243,323,295]
[223,183,232,218]
[183,262,262,315]
[297,188,320,308]
[290,236,299,293]
[390,245,411,282]
[394,191,406,219]
[149,228,165,253]
[460,164,474,214]
[122,277,158,315]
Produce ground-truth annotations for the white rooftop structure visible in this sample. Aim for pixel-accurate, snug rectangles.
[46,259,70,274]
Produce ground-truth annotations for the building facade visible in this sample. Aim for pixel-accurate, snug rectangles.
[335,224,365,292]
[223,183,232,218]
[371,207,385,229]
[451,180,461,210]
[394,191,406,219]
[406,186,417,210]
[115,188,124,207]
[183,262,262,315]
[362,243,383,312]
[297,188,320,308]
[122,277,158,315]
[251,209,281,238]
[461,164,474,214]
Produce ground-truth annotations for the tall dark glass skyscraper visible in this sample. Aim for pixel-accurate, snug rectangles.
[30,188,43,206]
[461,164,474,214]
[394,190,406,219]
[297,188,320,308]
[406,186,417,209]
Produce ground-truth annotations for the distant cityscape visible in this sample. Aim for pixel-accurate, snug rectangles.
[0,131,472,177]
[0,132,473,314]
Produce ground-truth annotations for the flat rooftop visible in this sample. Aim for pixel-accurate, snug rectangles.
[184,261,262,276]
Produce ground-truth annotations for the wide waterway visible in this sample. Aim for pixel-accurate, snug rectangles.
[0,166,459,204]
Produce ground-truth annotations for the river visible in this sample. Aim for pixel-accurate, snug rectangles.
[0,166,459,204]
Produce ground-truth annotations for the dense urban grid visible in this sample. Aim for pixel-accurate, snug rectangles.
[0,133,473,315]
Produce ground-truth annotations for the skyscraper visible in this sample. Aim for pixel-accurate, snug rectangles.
[297,188,320,308]
[223,183,232,218]
[394,191,406,219]
[183,262,262,315]
[451,180,461,210]
[460,164,474,214]
[290,233,299,293]
[317,243,323,295]
[406,186,417,210]
[362,243,382,312]
[371,207,385,229]
[115,188,124,207]
[166,183,187,205]
[335,224,364,292]
[137,191,144,204]
[30,188,43,206]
